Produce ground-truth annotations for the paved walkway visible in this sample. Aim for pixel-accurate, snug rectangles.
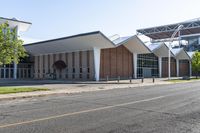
[0,78,171,101]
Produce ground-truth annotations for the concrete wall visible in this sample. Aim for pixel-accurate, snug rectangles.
[100,45,133,80]
[33,50,94,80]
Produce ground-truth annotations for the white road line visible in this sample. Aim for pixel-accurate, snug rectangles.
[0,95,167,129]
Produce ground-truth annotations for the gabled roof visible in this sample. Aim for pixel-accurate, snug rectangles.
[171,48,191,60]
[187,51,195,58]
[145,42,174,57]
[0,17,31,32]
[25,32,152,56]
[112,35,151,54]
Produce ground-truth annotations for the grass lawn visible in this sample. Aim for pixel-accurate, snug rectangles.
[169,78,200,83]
[0,87,49,94]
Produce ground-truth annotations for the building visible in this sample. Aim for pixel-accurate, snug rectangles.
[0,17,32,79]
[0,17,192,80]
[136,18,200,52]
[24,31,192,81]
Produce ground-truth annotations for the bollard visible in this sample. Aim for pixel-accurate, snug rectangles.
[141,77,144,83]
[106,75,109,82]
[129,77,132,83]
[153,77,155,83]
[117,76,120,83]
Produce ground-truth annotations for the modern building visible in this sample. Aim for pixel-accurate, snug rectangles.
[0,17,193,80]
[136,18,200,52]
[0,17,32,79]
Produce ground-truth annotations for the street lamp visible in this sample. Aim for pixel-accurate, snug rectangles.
[168,25,184,80]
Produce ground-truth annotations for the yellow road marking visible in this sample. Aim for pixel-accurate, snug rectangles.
[0,95,166,129]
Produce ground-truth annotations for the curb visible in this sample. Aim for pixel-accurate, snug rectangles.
[0,82,172,102]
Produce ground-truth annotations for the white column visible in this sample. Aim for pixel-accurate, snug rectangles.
[176,59,179,77]
[189,61,192,77]
[133,53,137,79]
[13,26,19,79]
[159,57,162,78]
[93,47,101,81]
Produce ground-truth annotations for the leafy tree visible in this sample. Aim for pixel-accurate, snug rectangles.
[192,51,200,78]
[0,22,27,65]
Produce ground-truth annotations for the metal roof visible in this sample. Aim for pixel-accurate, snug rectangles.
[171,48,191,60]
[145,42,174,57]
[137,18,200,40]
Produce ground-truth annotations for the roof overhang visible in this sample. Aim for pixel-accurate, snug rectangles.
[116,35,151,54]
[24,31,115,56]
[0,17,31,32]
[147,43,174,57]
[171,48,191,60]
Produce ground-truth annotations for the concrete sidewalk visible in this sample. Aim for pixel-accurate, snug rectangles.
[0,78,171,101]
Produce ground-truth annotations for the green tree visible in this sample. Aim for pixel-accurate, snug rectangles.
[192,51,200,78]
[0,22,27,65]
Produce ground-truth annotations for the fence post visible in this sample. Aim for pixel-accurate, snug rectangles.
[141,77,144,83]
[129,76,132,83]
[106,75,109,82]
[117,76,120,83]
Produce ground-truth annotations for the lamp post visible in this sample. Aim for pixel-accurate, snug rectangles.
[168,25,184,80]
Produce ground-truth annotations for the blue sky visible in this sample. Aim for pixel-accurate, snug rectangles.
[2,0,200,43]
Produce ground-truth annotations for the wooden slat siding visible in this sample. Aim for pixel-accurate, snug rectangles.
[100,49,104,78]
[100,45,133,80]
[61,53,66,79]
[68,52,73,80]
[82,51,87,80]
[44,55,48,75]
[74,52,79,80]
[34,56,37,78]
[129,52,133,78]
[53,54,56,76]
[179,60,189,77]
[79,51,82,80]
[55,53,60,79]
[110,48,117,78]
[65,53,68,79]
[104,48,110,78]
[40,55,43,78]
[47,54,50,73]
[43,55,46,78]
[37,56,40,78]
[117,46,123,78]
[89,50,94,80]
[123,47,128,77]
[162,57,177,77]
[86,51,90,79]
[72,52,75,80]
[50,54,54,74]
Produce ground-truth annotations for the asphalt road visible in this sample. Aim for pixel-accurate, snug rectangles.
[1,82,200,133]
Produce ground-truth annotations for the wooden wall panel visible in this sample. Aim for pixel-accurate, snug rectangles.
[179,60,189,77]
[162,57,177,77]
[110,48,117,78]
[100,45,133,79]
